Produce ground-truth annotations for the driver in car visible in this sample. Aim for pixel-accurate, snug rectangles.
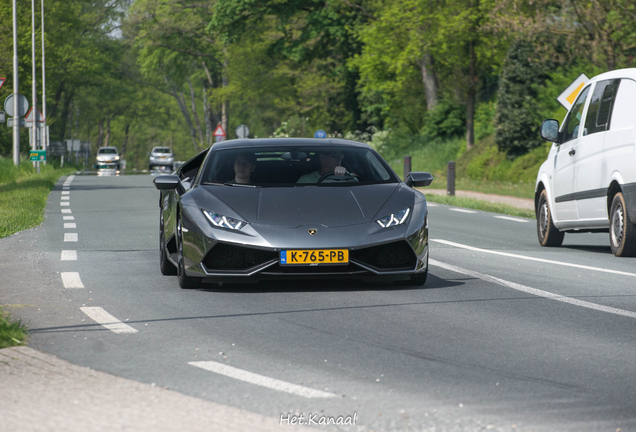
[297,151,351,183]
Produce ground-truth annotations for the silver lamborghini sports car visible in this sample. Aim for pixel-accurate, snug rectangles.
[153,138,433,289]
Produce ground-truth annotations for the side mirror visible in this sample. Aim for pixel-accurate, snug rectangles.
[153,175,185,195]
[406,172,434,188]
[541,119,560,143]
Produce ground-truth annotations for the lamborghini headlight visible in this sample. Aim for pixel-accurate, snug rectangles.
[376,208,410,228]
[203,210,248,230]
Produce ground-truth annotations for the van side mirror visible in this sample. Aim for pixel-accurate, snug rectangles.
[541,119,560,143]
[406,172,434,188]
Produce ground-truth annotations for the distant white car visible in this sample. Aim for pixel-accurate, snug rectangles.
[96,146,120,170]
[149,147,174,171]
[535,68,636,256]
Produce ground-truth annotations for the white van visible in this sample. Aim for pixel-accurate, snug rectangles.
[535,68,636,257]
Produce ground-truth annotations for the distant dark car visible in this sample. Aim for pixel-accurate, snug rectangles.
[149,146,174,171]
[95,146,120,170]
[153,138,433,289]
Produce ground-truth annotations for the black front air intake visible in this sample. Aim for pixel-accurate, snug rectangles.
[350,241,416,270]
[202,243,278,271]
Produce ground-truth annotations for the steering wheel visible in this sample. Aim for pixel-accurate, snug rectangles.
[317,171,356,183]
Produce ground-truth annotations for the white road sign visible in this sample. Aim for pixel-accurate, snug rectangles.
[236,124,249,139]
[557,74,590,110]
[4,94,29,117]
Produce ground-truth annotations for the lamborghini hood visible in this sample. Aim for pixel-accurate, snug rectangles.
[200,184,406,228]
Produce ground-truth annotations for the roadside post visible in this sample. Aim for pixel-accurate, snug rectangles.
[447,161,456,196]
[403,156,411,181]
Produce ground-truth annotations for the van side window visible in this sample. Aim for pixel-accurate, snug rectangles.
[609,79,636,130]
[584,79,620,136]
[562,85,590,143]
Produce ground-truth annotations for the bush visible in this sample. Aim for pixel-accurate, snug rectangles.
[495,38,553,158]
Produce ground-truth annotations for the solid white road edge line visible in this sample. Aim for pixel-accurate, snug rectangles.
[80,307,138,334]
[64,223,77,229]
[429,258,636,319]
[188,361,338,399]
[61,272,84,288]
[64,233,78,242]
[494,215,529,223]
[449,208,477,214]
[61,250,77,261]
[431,239,636,278]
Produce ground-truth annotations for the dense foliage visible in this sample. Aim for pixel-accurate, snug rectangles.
[0,0,635,168]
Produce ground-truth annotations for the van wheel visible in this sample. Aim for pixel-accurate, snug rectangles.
[609,193,636,257]
[537,189,564,247]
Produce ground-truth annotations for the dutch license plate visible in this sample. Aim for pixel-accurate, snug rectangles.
[280,249,348,265]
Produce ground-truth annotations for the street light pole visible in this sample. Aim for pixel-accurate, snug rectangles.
[41,0,47,161]
[12,0,20,166]
[31,0,39,173]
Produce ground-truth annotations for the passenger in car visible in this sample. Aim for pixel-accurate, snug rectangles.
[228,152,256,184]
[297,151,347,183]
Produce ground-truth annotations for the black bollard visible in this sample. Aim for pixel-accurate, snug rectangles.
[447,161,455,196]
[403,156,411,181]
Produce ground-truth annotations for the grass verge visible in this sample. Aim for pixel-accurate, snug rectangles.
[0,158,76,239]
[0,306,28,348]
[425,194,536,219]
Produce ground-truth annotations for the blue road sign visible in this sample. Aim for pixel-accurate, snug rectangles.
[314,129,327,139]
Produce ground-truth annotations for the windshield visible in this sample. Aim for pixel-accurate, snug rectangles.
[200,146,398,187]
[98,148,117,154]
[153,148,171,154]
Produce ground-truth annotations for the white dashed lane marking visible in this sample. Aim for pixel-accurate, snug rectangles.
[61,196,70,201]
[64,233,78,242]
[61,272,84,288]
[61,191,69,195]
[430,258,636,319]
[61,250,77,261]
[80,307,138,334]
[189,361,338,399]
[493,215,529,223]
[61,209,72,214]
[64,223,77,229]
[60,202,70,206]
[63,216,74,220]
[431,239,636,278]
[449,208,477,214]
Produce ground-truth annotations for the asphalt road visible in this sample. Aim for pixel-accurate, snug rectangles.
[3,173,636,432]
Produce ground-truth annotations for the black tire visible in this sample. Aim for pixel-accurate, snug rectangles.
[537,189,564,247]
[177,216,200,289]
[609,192,636,257]
[159,210,177,275]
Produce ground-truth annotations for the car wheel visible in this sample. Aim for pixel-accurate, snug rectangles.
[609,192,636,257]
[537,189,564,247]
[177,216,200,289]
[159,210,177,275]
